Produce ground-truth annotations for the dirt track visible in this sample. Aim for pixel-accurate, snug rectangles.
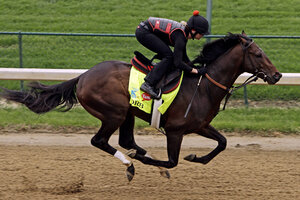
[0,133,299,200]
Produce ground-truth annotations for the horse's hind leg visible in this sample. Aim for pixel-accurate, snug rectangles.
[91,123,120,154]
[118,112,147,155]
[184,125,227,164]
[119,112,170,178]
[91,122,135,181]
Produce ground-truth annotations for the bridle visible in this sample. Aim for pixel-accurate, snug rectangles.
[242,39,268,82]
[184,36,267,117]
[204,37,267,110]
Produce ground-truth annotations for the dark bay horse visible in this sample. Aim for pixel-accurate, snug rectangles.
[0,32,282,181]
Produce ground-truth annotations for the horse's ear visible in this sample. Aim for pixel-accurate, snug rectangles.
[242,30,247,36]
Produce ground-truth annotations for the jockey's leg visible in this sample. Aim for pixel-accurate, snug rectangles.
[136,27,173,99]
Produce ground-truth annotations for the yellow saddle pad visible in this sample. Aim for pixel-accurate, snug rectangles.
[128,67,183,114]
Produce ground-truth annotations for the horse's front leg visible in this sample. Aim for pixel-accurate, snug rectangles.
[184,125,227,164]
[127,133,183,169]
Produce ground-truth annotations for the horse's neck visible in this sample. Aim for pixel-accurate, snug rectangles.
[208,45,244,88]
[205,45,244,103]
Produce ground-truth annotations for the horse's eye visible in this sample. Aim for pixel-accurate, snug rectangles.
[256,53,262,58]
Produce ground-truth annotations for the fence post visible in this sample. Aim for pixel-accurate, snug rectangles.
[18,32,24,90]
[206,0,212,43]
[243,85,249,107]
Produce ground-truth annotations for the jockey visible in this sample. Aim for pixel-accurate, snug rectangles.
[136,10,209,99]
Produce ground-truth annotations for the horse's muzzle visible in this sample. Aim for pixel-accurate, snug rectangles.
[273,72,282,83]
[267,71,282,84]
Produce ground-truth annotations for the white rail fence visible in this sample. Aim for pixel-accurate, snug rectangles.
[0,68,299,85]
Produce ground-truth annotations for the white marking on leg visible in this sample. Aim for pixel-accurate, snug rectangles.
[114,150,131,165]
[144,153,153,158]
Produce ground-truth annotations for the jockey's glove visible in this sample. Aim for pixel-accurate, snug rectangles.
[197,67,207,75]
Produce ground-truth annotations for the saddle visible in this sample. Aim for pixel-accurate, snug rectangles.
[130,51,182,94]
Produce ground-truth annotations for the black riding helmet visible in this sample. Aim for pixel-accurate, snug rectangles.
[187,10,209,39]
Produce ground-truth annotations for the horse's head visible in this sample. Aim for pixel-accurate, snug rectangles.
[239,31,282,84]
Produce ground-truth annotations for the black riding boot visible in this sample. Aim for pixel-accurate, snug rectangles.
[140,81,161,99]
[140,60,169,99]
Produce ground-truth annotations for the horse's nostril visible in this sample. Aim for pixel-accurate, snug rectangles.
[273,72,282,81]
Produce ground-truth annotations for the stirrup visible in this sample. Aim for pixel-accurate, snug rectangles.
[156,88,162,99]
[141,82,161,99]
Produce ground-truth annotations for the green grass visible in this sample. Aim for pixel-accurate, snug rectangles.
[0,0,300,134]
[0,107,99,127]
[0,106,299,135]
[212,107,300,134]
[0,106,148,129]
[231,85,300,101]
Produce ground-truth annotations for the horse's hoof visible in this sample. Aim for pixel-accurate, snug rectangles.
[184,154,196,162]
[198,156,210,165]
[160,169,171,179]
[126,149,137,158]
[125,163,135,182]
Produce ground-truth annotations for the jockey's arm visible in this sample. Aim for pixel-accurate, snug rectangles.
[172,32,195,73]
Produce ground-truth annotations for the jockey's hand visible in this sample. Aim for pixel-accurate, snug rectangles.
[197,67,207,75]
[191,68,198,74]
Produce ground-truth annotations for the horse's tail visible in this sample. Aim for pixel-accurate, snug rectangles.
[0,76,80,114]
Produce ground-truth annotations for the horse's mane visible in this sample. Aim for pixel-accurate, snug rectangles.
[193,33,241,66]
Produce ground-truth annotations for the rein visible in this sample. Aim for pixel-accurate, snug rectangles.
[205,72,258,110]
[221,74,258,110]
[205,74,228,91]
[184,36,264,117]
[204,39,262,110]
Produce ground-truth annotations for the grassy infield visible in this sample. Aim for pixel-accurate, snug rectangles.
[0,0,300,134]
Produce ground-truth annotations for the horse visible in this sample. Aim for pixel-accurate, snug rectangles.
[0,32,282,181]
